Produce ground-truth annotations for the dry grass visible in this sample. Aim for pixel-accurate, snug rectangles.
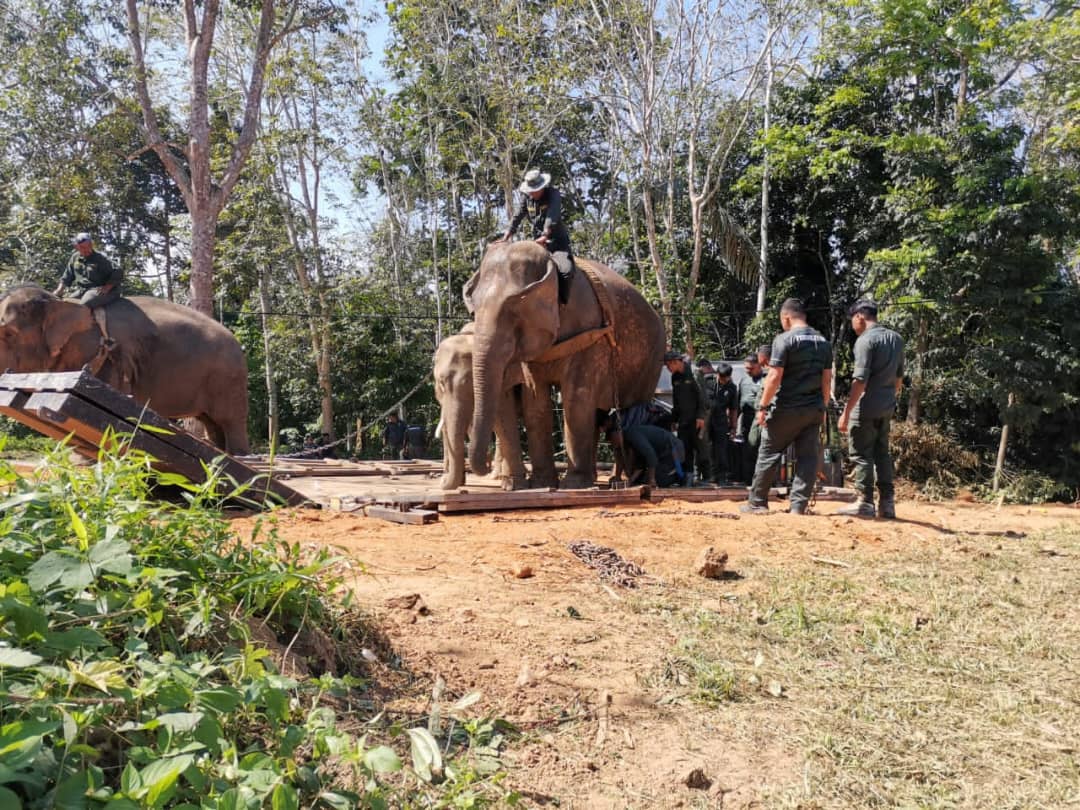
[640,524,1080,809]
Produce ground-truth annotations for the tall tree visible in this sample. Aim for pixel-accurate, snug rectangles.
[124,0,329,316]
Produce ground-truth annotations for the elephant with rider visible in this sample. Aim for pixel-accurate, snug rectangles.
[0,285,251,454]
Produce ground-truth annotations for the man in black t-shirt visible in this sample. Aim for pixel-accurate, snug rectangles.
[498,169,576,303]
[741,298,833,515]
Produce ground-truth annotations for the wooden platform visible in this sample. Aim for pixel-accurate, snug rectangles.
[285,470,857,515]
[243,457,445,478]
[0,370,307,507]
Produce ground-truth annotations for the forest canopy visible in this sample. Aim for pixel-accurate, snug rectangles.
[0,0,1077,496]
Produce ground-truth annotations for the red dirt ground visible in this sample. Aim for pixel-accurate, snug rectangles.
[230,497,1079,808]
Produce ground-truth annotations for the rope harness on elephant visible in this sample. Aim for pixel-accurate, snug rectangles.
[47,310,117,379]
[533,259,617,365]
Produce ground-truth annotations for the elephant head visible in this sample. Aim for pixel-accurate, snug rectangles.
[0,286,100,373]
[465,242,559,476]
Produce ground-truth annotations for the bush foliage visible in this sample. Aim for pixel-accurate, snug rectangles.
[0,438,513,809]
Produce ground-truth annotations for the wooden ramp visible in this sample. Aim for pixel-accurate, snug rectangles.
[0,370,307,508]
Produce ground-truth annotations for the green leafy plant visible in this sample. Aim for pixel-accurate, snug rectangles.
[0,436,513,809]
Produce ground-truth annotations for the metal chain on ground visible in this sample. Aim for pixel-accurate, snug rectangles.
[491,507,740,523]
[567,540,647,588]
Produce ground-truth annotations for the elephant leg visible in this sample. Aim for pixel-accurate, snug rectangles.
[522,383,557,489]
[493,386,528,491]
[438,396,469,491]
[215,416,251,456]
[560,379,598,490]
[198,417,229,454]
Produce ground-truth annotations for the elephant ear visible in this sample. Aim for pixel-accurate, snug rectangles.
[462,270,480,315]
[513,260,560,356]
[43,300,95,362]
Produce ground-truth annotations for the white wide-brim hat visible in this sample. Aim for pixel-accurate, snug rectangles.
[519,169,551,193]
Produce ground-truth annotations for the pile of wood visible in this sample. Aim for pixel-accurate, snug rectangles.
[0,370,306,507]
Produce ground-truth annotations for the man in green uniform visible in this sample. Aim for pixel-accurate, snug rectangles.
[741,298,833,515]
[837,300,905,519]
[734,353,764,483]
[665,351,711,484]
[54,233,123,309]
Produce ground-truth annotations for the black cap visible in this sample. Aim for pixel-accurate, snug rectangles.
[663,350,683,362]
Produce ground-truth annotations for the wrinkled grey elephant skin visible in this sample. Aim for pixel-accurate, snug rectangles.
[466,243,665,489]
[434,326,528,490]
[0,285,250,454]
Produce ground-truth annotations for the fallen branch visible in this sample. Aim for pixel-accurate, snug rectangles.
[811,556,852,569]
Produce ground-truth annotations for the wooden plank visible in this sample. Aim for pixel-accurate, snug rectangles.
[366,506,439,525]
[0,389,100,458]
[0,371,307,507]
[437,486,646,513]
[26,391,214,485]
[57,376,307,507]
[0,371,90,393]
[649,487,758,503]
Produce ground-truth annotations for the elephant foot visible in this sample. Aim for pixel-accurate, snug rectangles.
[500,475,530,491]
[440,473,465,490]
[560,471,596,490]
[528,473,559,490]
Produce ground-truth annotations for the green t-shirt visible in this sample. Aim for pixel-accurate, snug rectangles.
[852,323,905,422]
[61,250,122,294]
[770,326,833,410]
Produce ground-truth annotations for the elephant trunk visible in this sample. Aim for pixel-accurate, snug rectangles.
[469,330,510,477]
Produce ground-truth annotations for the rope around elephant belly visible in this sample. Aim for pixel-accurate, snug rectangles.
[567,540,652,588]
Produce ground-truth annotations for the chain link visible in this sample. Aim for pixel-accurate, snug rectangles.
[491,507,739,523]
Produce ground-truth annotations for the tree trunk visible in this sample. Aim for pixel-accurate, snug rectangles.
[189,215,216,317]
[756,41,774,315]
[163,214,174,302]
[991,393,1014,492]
[641,186,671,340]
[907,314,929,424]
[258,269,279,453]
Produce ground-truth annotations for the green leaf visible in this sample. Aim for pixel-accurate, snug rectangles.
[120,762,141,796]
[64,502,89,551]
[54,770,88,810]
[363,745,402,774]
[43,627,107,653]
[27,551,90,591]
[406,727,443,782]
[0,647,42,668]
[195,687,243,714]
[61,710,77,746]
[449,690,481,714]
[315,792,359,810]
[271,784,298,810]
[154,712,204,734]
[139,754,193,807]
[0,720,56,757]
[88,538,132,576]
[0,786,22,809]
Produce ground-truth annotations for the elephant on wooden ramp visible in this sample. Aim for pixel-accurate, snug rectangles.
[465,242,665,489]
[0,285,250,454]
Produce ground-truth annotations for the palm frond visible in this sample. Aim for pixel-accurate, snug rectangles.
[705,203,761,286]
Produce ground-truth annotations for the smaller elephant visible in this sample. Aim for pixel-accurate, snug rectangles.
[434,325,531,491]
